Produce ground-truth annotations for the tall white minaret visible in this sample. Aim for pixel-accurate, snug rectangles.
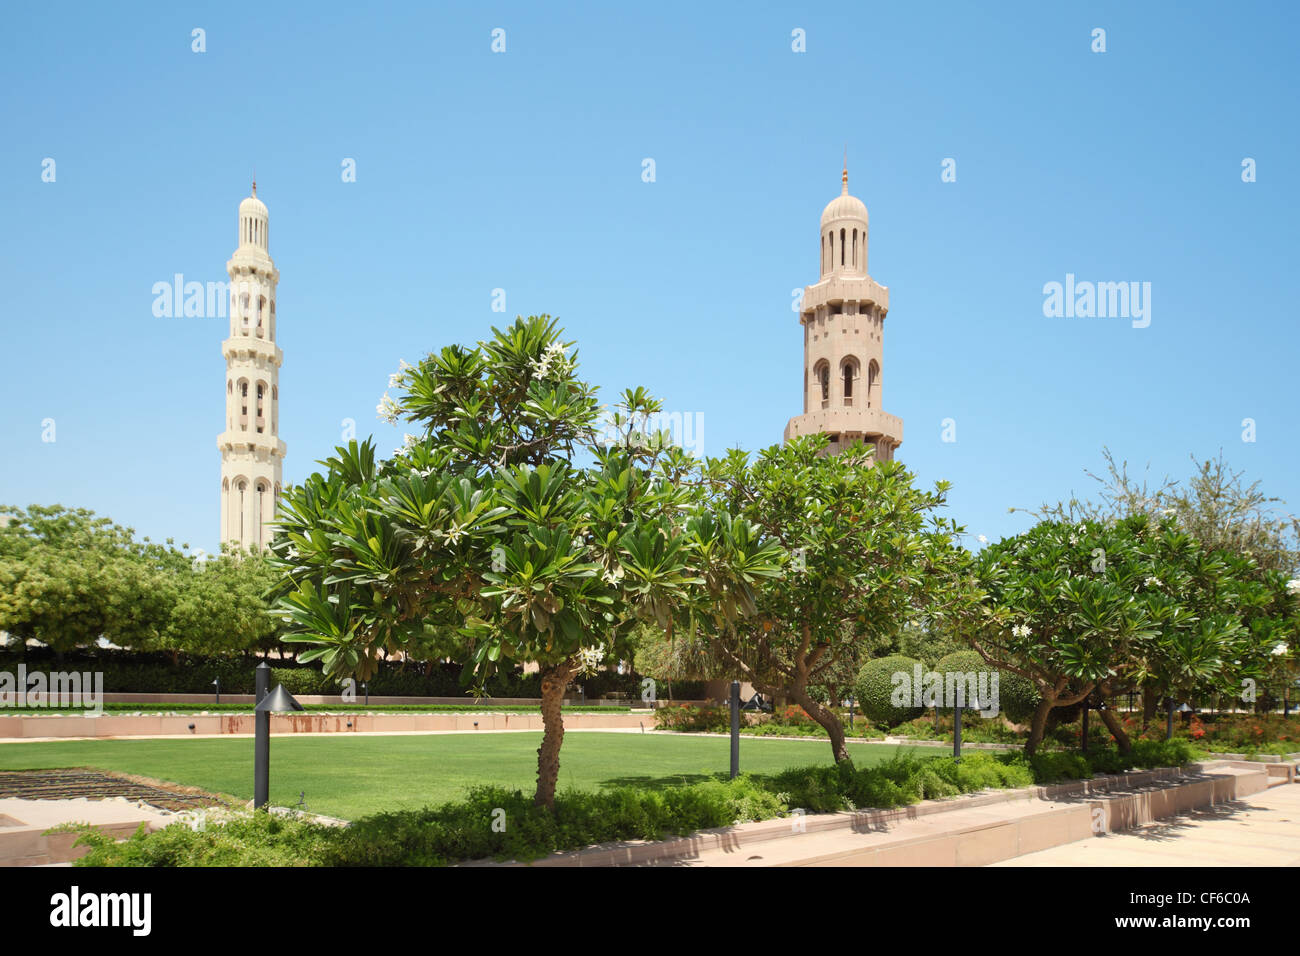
[218,181,285,550]
[784,163,903,460]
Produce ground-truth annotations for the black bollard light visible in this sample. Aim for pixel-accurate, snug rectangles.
[953,699,962,762]
[848,695,855,736]
[954,694,980,763]
[729,681,740,779]
[255,661,270,705]
[254,684,304,810]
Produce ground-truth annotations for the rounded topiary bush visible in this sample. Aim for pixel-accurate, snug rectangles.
[932,650,1039,723]
[998,672,1042,725]
[855,655,924,727]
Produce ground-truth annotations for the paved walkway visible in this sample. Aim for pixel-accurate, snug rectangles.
[992,782,1300,866]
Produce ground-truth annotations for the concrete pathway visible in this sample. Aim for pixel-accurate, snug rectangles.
[992,782,1300,866]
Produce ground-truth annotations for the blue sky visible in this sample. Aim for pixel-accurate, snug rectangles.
[2,1,1297,555]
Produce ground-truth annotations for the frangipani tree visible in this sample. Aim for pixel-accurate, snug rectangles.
[973,514,1293,755]
[972,518,1157,755]
[270,316,781,807]
[691,436,977,763]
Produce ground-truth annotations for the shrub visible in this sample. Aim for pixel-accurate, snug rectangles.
[653,704,731,733]
[855,655,924,727]
[931,649,1041,725]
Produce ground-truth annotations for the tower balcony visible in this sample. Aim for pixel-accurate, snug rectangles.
[222,337,283,366]
[802,275,890,316]
[217,430,287,460]
[783,407,903,447]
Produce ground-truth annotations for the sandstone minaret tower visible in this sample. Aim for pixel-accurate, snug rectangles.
[784,164,903,460]
[218,182,285,550]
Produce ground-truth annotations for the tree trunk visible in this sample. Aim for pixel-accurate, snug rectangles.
[789,687,850,763]
[1025,696,1055,757]
[1141,686,1158,732]
[534,661,576,810]
[1097,705,1132,753]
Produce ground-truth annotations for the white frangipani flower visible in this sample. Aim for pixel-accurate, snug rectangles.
[530,341,573,380]
[1273,643,1289,656]
[388,359,414,389]
[577,645,605,674]
[376,392,399,424]
[1012,623,1032,638]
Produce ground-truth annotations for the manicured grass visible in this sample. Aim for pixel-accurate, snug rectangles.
[0,732,924,820]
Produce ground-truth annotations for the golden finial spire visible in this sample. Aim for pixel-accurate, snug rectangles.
[251,169,257,197]
[841,146,848,194]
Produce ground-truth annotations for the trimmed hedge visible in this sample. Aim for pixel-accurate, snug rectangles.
[0,647,706,701]
[932,650,1040,724]
[854,655,924,727]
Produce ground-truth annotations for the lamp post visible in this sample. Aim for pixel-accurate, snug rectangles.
[363,681,369,706]
[847,695,855,736]
[254,684,305,810]
[954,694,980,763]
[212,677,220,706]
[1165,697,1176,741]
[729,681,740,780]
[1081,697,1090,754]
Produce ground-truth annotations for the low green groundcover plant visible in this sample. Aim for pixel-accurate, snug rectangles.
[65,741,1196,867]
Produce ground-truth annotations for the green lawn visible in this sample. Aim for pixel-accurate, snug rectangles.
[0,732,923,820]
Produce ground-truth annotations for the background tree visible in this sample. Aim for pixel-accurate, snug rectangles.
[972,514,1294,754]
[164,545,285,661]
[0,505,183,656]
[1019,448,1300,722]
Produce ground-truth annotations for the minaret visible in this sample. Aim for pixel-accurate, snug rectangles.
[218,182,285,550]
[784,164,903,460]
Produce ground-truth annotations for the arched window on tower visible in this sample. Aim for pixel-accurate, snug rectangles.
[815,361,830,409]
[867,360,879,408]
[852,229,857,268]
[240,381,249,429]
[271,385,278,431]
[841,358,858,406]
[256,383,265,433]
[840,229,846,266]
[256,296,265,337]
